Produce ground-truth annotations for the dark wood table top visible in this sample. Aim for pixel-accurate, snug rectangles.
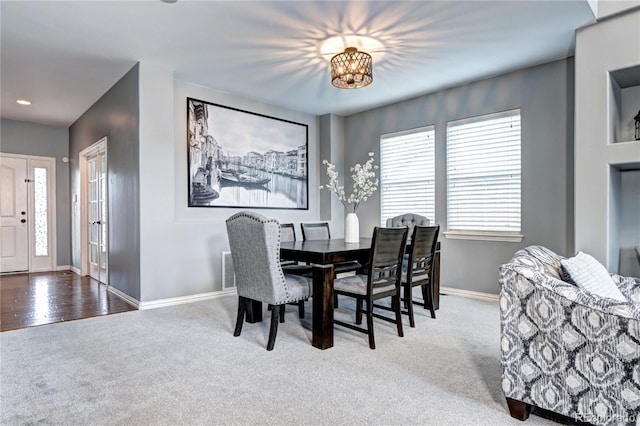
[280,238,373,265]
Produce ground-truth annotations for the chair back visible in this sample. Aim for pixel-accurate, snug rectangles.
[367,227,408,294]
[301,222,331,240]
[407,225,440,284]
[280,223,297,242]
[225,211,288,305]
[385,213,429,243]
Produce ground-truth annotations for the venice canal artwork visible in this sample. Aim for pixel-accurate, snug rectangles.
[188,98,308,209]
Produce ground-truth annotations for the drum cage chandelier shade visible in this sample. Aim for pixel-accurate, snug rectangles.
[330,47,373,89]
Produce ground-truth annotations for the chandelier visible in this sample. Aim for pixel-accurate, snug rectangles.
[330,47,373,89]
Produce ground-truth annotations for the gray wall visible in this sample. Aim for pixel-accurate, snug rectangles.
[344,58,575,294]
[0,118,71,266]
[69,64,140,300]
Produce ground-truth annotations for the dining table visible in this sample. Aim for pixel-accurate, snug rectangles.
[280,238,372,349]
[277,237,442,350]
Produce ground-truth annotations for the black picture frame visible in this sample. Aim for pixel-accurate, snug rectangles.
[187,97,309,209]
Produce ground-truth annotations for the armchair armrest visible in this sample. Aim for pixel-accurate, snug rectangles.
[612,274,640,304]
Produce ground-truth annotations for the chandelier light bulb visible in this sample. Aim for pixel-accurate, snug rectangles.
[330,47,373,89]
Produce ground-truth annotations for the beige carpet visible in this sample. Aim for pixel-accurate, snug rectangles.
[1,293,561,425]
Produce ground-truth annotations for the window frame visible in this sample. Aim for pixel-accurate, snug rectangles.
[379,125,436,227]
[444,109,523,243]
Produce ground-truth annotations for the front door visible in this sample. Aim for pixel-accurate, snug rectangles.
[87,151,108,283]
[0,156,29,272]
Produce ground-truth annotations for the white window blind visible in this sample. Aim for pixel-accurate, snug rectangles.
[380,126,435,226]
[446,109,521,237]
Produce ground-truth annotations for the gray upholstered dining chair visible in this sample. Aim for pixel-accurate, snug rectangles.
[385,213,430,244]
[226,211,311,351]
[401,225,440,326]
[333,226,408,349]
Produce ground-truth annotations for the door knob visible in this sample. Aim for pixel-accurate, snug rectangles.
[21,211,26,215]
[21,219,26,223]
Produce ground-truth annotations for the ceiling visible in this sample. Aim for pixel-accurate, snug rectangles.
[0,1,596,128]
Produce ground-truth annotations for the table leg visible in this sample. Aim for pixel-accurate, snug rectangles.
[312,264,335,350]
[245,299,263,323]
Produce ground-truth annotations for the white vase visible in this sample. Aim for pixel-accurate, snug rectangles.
[344,212,360,243]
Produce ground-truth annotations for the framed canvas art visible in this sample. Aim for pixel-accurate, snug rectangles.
[187,97,308,209]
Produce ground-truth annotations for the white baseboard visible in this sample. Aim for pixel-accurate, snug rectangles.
[440,286,499,303]
[107,286,141,308]
[137,289,237,310]
[69,266,81,275]
[55,265,72,271]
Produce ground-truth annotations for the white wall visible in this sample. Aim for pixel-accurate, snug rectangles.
[574,9,640,271]
[596,0,640,19]
[137,62,322,303]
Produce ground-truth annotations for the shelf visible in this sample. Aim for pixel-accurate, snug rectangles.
[609,65,640,144]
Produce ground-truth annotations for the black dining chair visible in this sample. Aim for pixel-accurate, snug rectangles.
[279,223,312,318]
[399,225,440,326]
[333,226,408,349]
[301,222,363,309]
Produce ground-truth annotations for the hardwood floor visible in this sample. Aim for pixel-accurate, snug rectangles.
[0,270,136,332]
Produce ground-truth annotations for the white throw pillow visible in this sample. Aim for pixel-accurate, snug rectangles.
[560,251,627,302]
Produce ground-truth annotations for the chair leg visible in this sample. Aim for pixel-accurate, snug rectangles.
[279,304,286,323]
[405,283,415,328]
[392,294,404,338]
[366,300,375,349]
[267,304,281,351]
[334,293,339,308]
[423,283,436,319]
[356,299,363,325]
[234,296,246,337]
[298,300,305,318]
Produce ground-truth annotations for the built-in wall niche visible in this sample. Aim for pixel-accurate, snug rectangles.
[610,166,640,276]
[609,65,640,144]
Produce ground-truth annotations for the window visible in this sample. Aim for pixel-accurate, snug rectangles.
[380,126,435,226]
[33,167,49,256]
[446,109,522,242]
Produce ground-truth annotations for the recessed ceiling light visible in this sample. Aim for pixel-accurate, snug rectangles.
[161,0,177,3]
[16,99,31,106]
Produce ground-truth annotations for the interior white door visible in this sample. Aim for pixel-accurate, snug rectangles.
[87,152,108,283]
[0,156,29,272]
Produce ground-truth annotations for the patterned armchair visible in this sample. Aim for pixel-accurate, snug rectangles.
[499,245,640,425]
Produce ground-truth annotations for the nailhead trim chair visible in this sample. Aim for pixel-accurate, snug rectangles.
[226,211,311,351]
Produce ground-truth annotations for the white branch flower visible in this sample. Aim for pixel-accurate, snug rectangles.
[319,152,378,213]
